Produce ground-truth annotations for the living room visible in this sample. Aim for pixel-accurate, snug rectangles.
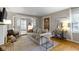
[0,7,79,51]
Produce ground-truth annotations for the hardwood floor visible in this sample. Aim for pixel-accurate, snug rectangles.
[49,37,79,51]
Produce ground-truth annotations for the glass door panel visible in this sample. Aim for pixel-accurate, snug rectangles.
[20,19,27,34]
[14,17,20,32]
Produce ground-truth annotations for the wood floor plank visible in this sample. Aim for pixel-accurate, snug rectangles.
[49,37,79,51]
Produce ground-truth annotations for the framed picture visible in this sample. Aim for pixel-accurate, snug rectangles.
[43,17,50,32]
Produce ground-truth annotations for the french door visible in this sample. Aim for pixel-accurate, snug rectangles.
[14,17,27,35]
[20,18,27,34]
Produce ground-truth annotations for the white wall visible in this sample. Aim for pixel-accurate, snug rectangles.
[42,9,71,39]
[7,12,39,30]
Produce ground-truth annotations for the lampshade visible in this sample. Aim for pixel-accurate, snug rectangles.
[3,19,11,24]
[61,20,70,31]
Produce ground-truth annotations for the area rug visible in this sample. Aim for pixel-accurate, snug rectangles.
[31,41,53,51]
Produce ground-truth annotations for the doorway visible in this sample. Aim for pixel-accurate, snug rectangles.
[14,17,27,35]
[20,18,27,34]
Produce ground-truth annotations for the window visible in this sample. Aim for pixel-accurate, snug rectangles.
[13,16,36,33]
[72,14,79,33]
[27,18,36,32]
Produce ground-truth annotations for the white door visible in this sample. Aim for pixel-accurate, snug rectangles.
[14,17,20,32]
[20,18,27,34]
[14,17,27,35]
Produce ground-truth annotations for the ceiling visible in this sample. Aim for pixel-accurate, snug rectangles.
[6,7,69,16]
